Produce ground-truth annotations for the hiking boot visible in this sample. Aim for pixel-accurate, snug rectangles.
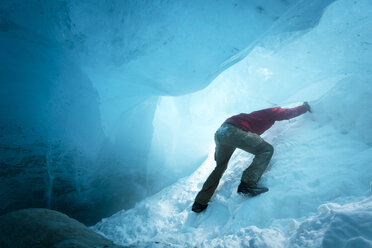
[192,201,208,213]
[237,181,269,196]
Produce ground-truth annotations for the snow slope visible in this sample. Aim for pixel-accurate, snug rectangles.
[94,114,372,247]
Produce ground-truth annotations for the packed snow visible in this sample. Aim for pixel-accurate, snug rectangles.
[94,0,372,247]
[94,113,372,247]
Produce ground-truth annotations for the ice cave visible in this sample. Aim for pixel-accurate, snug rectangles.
[1,0,372,247]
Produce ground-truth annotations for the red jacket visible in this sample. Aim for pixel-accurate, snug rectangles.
[224,105,308,135]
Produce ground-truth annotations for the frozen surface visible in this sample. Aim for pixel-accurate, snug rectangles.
[94,0,372,246]
[1,0,371,235]
[3,0,329,223]
[94,119,372,247]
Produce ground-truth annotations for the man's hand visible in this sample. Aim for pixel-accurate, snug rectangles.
[303,102,312,113]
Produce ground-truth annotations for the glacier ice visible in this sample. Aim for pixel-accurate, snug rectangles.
[93,0,372,246]
[1,0,335,224]
[1,4,371,248]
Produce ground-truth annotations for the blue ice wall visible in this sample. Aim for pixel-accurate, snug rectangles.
[0,0,334,224]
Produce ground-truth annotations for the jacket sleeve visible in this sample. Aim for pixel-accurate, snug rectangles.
[270,105,308,121]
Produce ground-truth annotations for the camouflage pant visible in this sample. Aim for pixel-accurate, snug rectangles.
[195,123,274,205]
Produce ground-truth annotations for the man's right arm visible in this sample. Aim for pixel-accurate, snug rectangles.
[270,103,310,121]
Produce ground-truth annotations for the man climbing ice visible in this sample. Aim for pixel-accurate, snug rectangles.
[192,102,311,213]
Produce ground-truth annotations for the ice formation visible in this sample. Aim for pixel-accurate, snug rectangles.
[1,0,372,245]
[94,0,372,246]
[0,0,332,224]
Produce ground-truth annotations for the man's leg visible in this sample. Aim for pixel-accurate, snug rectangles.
[194,143,235,206]
[220,126,274,188]
[240,140,274,185]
